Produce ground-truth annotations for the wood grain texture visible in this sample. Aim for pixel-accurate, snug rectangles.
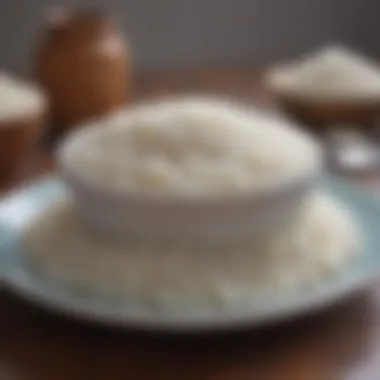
[1,67,380,380]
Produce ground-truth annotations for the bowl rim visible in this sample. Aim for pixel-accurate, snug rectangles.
[55,101,321,207]
[58,157,319,208]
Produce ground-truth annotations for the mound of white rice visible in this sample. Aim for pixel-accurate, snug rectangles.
[58,98,321,196]
[0,73,45,121]
[22,192,358,307]
[268,46,380,102]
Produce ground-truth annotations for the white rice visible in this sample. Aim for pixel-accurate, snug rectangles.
[22,192,358,307]
[58,98,321,196]
[0,73,45,121]
[268,46,380,102]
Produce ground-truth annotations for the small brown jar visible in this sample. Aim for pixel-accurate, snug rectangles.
[35,8,131,134]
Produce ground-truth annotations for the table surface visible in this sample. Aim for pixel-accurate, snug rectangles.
[1,67,380,380]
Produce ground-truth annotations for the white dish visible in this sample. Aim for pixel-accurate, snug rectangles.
[57,99,321,242]
[61,165,316,242]
[0,176,379,331]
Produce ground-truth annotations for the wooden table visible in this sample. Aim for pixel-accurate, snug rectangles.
[1,68,380,380]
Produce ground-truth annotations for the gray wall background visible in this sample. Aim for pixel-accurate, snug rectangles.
[1,0,379,71]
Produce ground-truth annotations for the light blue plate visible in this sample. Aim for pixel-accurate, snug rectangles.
[0,176,380,331]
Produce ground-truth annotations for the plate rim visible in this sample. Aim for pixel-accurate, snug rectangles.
[1,175,380,331]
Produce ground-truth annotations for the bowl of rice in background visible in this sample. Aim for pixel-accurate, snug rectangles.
[266,46,380,131]
[57,98,321,242]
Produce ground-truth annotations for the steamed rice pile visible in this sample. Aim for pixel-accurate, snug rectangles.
[23,192,358,306]
[0,73,45,120]
[268,46,380,101]
[59,98,320,195]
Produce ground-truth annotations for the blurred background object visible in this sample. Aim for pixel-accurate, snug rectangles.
[35,7,130,133]
[0,0,379,174]
[265,45,380,174]
[0,75,45,180]
[0,0,378,72]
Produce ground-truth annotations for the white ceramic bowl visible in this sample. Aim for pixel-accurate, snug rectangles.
[58,160,318,242]
[56,98,322,243]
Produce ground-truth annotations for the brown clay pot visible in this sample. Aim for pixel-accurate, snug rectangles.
[0,112,45,180]
[35,8,131,134]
